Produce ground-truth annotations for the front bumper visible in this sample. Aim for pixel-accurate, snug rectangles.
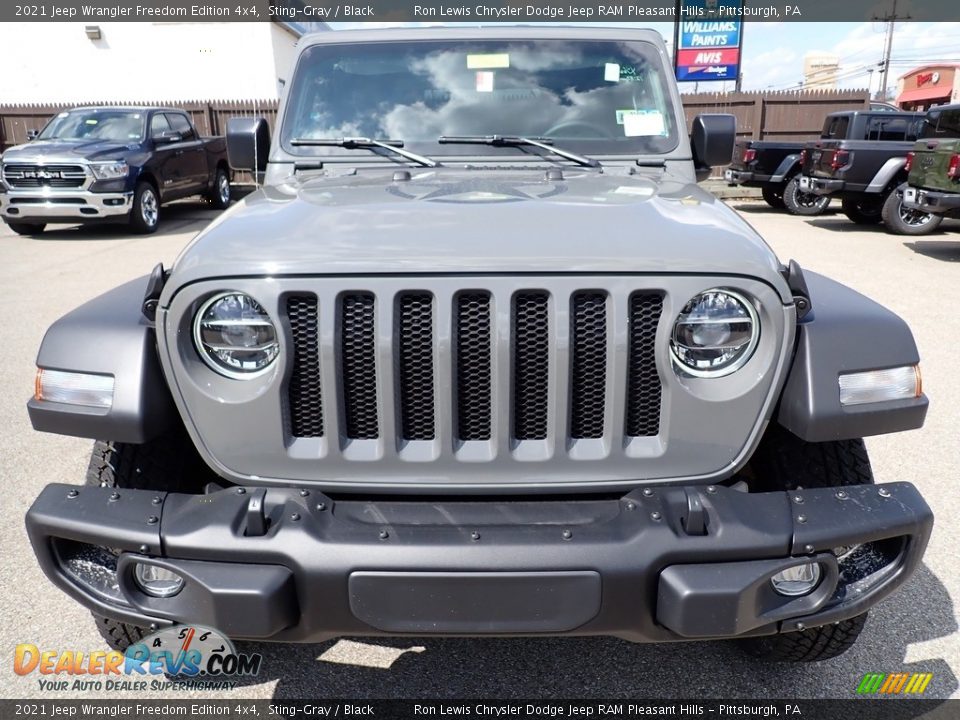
[902,186,960,213]
[799,176,845,196]
[26,482,932,643]
[0,189,132,222]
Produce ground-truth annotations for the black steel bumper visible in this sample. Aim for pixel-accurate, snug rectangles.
[25,482,932,643]
[801,176,845,196]
[723,169,774,186]
[902,187,960,213]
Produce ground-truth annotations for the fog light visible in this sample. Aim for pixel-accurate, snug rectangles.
[134,564,184,598]
[839,366,921,406]
[35,369,114,409]
[770,563,821,597]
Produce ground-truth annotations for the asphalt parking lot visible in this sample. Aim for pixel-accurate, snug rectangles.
[1,199,958,701]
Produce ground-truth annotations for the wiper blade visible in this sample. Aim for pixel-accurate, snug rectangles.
[438,135,601,168]
[290,137,439,168]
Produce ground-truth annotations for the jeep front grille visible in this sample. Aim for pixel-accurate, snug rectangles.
[2,164,88,188]
[285,287,664,450]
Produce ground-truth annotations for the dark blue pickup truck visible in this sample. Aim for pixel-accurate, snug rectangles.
[0,106,230,235]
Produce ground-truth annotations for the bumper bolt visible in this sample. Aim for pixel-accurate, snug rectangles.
[626,502,636,511]
[139,544,149,553]
[878,488,891,498]
[835,490,848,500]
[650,512,662,521]
[109,492,120,502]
[147,516,158,525]
[299,490,310,497]
[316,502,326,511]
[562,530,572,540]
[706,486,717,494]
[236,487,246,495]
[379,530,389,540]
[149,623,158,631]
[793,494,804,504]
[796,622,806,631]
[797,515,807,524]
[804,544,814,554]
[290,513,301,522]
[642,489,654,497]
[152,496,162,505]
[67,489,79,498]
[471,532,481,541]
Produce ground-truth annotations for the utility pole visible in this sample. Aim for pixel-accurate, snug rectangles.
[875,0,910,101]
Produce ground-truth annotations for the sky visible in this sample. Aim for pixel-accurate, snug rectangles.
[328,21,960,97]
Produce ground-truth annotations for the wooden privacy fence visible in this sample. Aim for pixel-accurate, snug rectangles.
[0,90,869,151]
[0,99,280,151]
[682,89,871,141]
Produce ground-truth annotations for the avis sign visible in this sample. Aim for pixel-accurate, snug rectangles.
[674,0,743,82]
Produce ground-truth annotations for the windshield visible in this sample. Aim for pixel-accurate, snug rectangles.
[281,39,679,158]
[38,109,146,142]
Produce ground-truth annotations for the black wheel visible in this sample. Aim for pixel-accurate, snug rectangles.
[129,181,160,234]
[841,196,884,225]
[761,185,786,209]
[207,166,232,210]
[881,183,943,236]
[7,222,46,236]
[783,176,830,216]
[736,424,874,662]
[85,432,214,651]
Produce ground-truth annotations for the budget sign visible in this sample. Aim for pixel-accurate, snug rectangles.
[674,1,743,82]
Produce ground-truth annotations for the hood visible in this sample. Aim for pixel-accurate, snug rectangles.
[2,139,138,163]
[169,168,789,299]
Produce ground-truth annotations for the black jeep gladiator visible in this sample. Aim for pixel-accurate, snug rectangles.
[0,106,231,236]
[797,110,933,230]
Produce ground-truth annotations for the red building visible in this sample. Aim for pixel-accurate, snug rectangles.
[896,64,960,111]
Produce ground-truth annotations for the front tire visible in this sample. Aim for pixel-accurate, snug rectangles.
[881,183,943,236]
[842,196,884,225]
[761,185,786,209]
[736,424,873,661]
[7,222,46,236]
[783,176,830,216]
[85,432,213,651]
[129,181,160,234]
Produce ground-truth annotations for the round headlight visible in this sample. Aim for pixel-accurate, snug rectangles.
[193,292,279,378]
[670,289,759,377]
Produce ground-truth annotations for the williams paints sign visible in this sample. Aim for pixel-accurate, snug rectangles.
[674,1,743,82]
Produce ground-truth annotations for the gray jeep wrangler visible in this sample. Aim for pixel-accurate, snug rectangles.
[25,28,932,662]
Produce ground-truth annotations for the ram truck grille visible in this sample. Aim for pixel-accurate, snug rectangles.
[2,164,88,188]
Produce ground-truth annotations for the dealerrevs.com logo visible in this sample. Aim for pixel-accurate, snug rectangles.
[14,624,262,691]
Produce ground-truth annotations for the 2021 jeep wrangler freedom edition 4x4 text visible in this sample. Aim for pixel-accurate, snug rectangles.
[25,28,932,662]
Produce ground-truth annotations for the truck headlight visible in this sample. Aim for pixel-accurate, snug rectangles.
[193,292,279,378]
[89,161,129,180]
[670,289,759,377]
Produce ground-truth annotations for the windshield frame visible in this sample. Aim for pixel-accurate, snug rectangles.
[278,34,682,163]
[36,108,147,144]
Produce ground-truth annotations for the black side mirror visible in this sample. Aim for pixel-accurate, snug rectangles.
[227,117,271,173]
[690,114,736,181]
[26,129,39,140]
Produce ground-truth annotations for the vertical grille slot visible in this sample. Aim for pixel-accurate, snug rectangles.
[569,292,608,440]
[397,293,436,441]
[455,292,493,441]
[287,296,324,438]
[340,293,379,440]
[513,292,550,441]
[626,293,664,437]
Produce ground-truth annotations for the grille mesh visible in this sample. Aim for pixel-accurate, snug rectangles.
[570,293,608,440]
[287,296,324,438]
[513,292,550,441]
[340,293,379,440]
[626,293,664,437]
[455,292,493,441]
[397,293,436,441]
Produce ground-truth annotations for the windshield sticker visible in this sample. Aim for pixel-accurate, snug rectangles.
[84,119,99,125]
[604,63,621,82]
[468,53,510,70]
[622,111,666,137]
[476,71,495,93]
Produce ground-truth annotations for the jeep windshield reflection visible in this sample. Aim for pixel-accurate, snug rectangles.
[37,109,146,143]
[281,39,679,158]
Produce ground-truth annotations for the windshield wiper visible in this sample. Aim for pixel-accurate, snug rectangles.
[290,137,440,168]
[438,135,601,169]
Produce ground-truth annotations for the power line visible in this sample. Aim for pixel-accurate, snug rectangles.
[874,0,911,100]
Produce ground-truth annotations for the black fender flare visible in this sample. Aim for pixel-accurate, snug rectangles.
[777,271,928,442]
[769,154,802,184]
[27,276,177,443]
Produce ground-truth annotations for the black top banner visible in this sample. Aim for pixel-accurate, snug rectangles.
[5,0,960,24]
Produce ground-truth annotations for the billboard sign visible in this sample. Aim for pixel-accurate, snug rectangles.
[674,0,744,82]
